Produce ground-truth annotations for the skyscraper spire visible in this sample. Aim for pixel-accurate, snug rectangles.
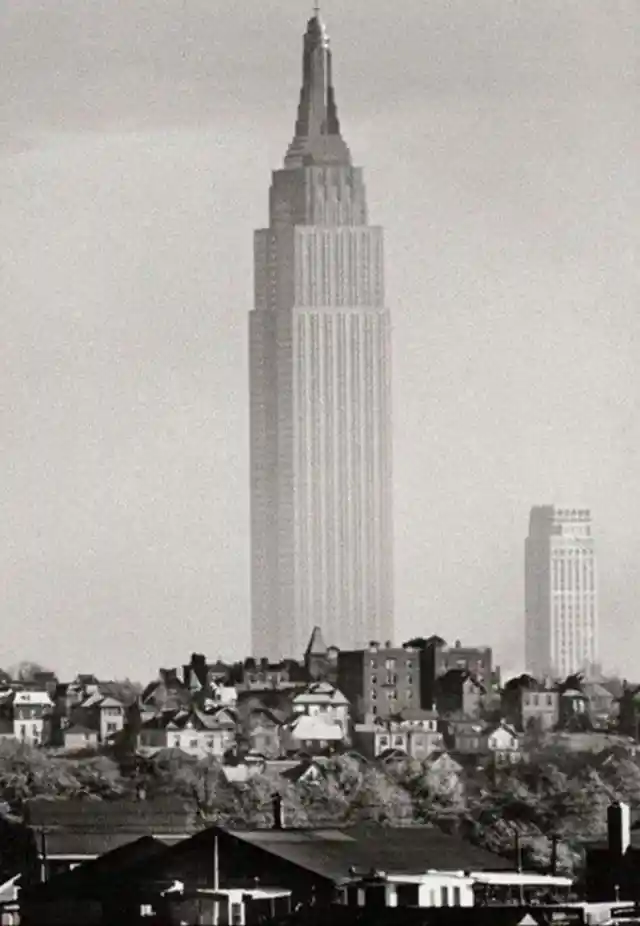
[284,12,352,169]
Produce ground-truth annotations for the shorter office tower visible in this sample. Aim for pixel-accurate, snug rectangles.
[525,505,599,680]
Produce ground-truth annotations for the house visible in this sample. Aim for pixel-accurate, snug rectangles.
[291,682,350,731]
[244,707,284,758]
[140,669,190,713]
[558,688,591,731]
[230,658,307,691]
[583,681,616,725]
[281,713,345,755]
[434,670,485,718]
[353,711,442,761]
[403,636,495,712]
[63,725,100,752]
[138,706,236,758]
[520,687,559,733]
[221,751,267,784]
[444,719,487,756]
[484,721,522,764]
[181,653,237,708]
[97,696,126,743]
[12,690,52,746]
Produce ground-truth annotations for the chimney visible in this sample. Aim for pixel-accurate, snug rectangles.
[608,801,631,857]
[272,793,284,830]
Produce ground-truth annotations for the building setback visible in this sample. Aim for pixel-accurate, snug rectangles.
[249,13,394,659]
[525,505,599,679]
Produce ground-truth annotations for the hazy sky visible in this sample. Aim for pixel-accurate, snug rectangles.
[1,0,639,683]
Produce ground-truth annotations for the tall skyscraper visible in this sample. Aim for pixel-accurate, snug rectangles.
[249,12,394,660]
[525,505,599,679]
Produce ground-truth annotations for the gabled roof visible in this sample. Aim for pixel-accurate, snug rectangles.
[424,750,463,770]
[221,822,512,880]
[293,682,348,705]
[98,696,125,709]
[488,721,519,738]
[285,714,344,741]
[165,707,236,732]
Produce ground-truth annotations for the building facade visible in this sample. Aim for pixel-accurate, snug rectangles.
[337,642,420,721]
[525,505,599,679]
[249,13,394,660]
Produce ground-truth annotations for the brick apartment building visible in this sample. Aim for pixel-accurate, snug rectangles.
[337,642,421,722]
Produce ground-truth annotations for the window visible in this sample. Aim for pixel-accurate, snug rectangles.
[453,887,461,906]
[189,739,198,749]
[385,658,396,670]
[396,883,419,906]
[441,886,449,906]
[231,902,243,924]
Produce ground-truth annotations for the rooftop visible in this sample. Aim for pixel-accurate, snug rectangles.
[223,824,513,882]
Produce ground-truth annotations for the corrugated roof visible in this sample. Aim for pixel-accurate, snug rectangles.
[25,797,197,832]
[224,824,512,881]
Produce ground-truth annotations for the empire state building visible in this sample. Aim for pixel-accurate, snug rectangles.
[249,12,394,660]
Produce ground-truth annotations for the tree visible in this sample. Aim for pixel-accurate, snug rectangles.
[9,662,56,684]
[0,740,127,811]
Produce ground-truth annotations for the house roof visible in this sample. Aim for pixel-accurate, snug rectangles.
[424,751,463,770]
[98,696,125,709]
[286,715,344,741]
[220,823,512,882]
[293,682,348,705]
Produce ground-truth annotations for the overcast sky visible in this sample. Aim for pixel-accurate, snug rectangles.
[1,0,639,683]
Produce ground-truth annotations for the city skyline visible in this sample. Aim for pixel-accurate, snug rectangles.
[250,13,394,659]
[1,1,639,681]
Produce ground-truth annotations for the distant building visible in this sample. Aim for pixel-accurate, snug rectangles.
[291,682,350,732]
[353,711,442,761]
[12,690,51,745]
[434,670,485,719]
[525,505,599,679]
[403,636,493,711]
[304,626,339,684]
[337,642,421,721]
[249,11,394,660]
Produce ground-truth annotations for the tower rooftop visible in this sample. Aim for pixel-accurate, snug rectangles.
[284,13,352,169]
